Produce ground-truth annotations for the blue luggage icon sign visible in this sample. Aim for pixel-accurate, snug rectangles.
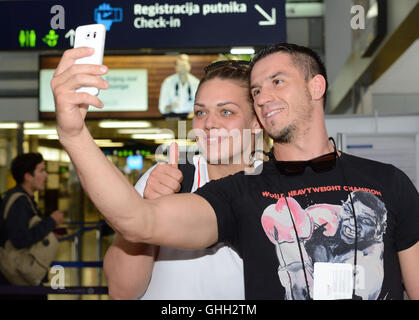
[94,3,123,31]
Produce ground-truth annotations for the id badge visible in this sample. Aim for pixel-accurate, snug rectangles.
[313,262,353,300]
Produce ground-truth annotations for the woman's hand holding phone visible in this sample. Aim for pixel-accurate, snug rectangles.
[51,24,108,142]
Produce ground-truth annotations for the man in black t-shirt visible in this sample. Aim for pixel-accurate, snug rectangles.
[53,43,419,300]
[193,151,418,299]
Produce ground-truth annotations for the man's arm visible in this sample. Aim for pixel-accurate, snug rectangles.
[391,167,419,300]
[398,241,419,299]
[52,47,217,248]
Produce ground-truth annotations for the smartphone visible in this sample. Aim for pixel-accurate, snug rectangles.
[74,24,106,96]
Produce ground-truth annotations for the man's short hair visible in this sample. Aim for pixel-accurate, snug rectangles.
[11,153,44,184]
[249,43,328,109]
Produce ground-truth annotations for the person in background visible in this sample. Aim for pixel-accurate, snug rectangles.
[0,153,64,299]
[104,60,263,299]
[158,54,200,116]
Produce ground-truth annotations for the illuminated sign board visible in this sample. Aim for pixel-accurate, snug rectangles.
[0,0,286,50]
[39,69,148,112]
[126,155,144,170]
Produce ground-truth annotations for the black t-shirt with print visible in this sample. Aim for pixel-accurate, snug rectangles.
[195,153,419,300]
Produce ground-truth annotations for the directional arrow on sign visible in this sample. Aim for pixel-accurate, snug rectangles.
[65,29,75,47]
[254,4,276,26]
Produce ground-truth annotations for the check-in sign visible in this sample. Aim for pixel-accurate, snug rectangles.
[0,0,286,50]
[126,0,286,48]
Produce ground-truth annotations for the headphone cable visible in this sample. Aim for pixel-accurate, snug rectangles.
[337,153,360,300]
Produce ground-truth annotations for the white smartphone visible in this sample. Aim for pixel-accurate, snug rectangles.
[74,24,106,96]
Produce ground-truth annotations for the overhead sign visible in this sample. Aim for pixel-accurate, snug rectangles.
[0,0,286,50]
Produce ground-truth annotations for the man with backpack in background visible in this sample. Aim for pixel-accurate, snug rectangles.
[0,153,64,299]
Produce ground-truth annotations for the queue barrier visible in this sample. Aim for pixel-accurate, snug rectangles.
[57,220,108,242]
[0,261,107,296]
[51,261,103,268]
[0,285,108,295]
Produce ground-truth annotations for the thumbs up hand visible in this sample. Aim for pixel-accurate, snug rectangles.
[143,142,184,200]
[168,141,179,168]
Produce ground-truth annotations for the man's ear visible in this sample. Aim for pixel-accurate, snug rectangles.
[309,74,326,101]
[23,171,33,183]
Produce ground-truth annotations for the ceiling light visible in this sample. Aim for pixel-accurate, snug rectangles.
[23,122,44,129]
[117,128,162,134]
[154,139,196,146]
[45,135,59,140]
[37,146,70,163]
[366,2,378,19]
[285,3,324,18]
[0,122,46,129]
[0,123,18,129]
[24,129,57,135]
[96,142,124,147]
[230,47,255,55]
[132,132,175,140]
[99,121,152,128]
[93,139,124,147]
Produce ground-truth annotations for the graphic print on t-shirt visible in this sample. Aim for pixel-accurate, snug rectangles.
[261,190,388,300]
